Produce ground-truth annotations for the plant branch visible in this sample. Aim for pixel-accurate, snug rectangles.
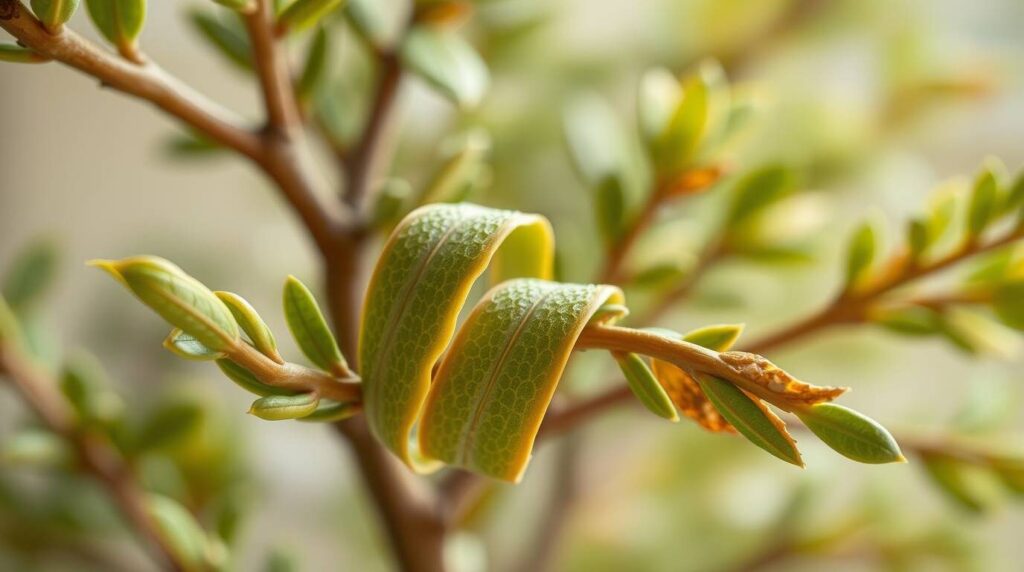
[0,2,345,255]
[542,226,1024,438]
[243,0,302,135]
[0,341,184,571]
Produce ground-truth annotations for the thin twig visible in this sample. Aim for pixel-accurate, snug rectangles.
[0,342,183,571]
[243,0,302,135]
[542,226,1024,438]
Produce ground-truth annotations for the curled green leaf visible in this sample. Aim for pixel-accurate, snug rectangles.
[283,276,348,376]
[163,328,225,361]
[216,291,282,363]
[694,373,803,466]
[249,392,320,420]
[90,256,239,351]
[795,403,903,464]
[613,352,678,421]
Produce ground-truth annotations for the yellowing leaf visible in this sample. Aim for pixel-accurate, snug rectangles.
[650,358,733,433]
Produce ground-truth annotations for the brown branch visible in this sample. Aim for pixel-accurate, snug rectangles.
[343,50,403,211]
[514,433,583,572]
[0,342,183,571]
[542,226,1024,439]
[243,0,302,135]
[0,2,345,255]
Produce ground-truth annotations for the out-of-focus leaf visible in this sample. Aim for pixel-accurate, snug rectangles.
[1,429,70,468]
[967,167,1000,237]
[372,179,413,229]
[213,0,252,11]
[563,93,626,186]
[189,9,253,71]
[0,296,20,344]
[0,44,47,63]
[3,238,58,313]
[941,308,1019,356]
[632,262,687,289]
[993,280,1024,330]
[277,0,346,34]
[594,174,627,247]
[165,130,225,159]
[401,27,489,109]
[637,67,681,145]
[921,453,1000,513]
[215,291,281,362]
[419,130,491,204]
[844,221,877,290]
[653,60,729,175]
[283,276,348,375]
[216,359,297,397]
[346,0,387,47]
[613,351,678,421]
[85,0,145,54]
[133,401,203,453]
[164,328,225,361]
[264,548,299,572]
[90,255,240,352]
[726,164,797,227]
[297,26,330,101]
[694,373,803,466]
[795,403,904,464]
[249,393,320,420]
[60,351,124,425]
[145,494,211,571]
[31,0,79,29]
[872,305,943,336]
[1005,171,1024,213]
[991,457,1024,495]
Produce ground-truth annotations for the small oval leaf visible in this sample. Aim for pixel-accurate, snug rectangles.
[795,403,904,464]
[249,393,320,420]
[144,494,211,571]
[85,0,146,56]
[694,373,803,466]
[283,276,348,376]
[31,0,79,28]
[216,291,282,363]
[401,27,489,109]
[613,351,678,421]
[163,328,225,361]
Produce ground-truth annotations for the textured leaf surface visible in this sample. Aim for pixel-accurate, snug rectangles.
[361,204,629,480]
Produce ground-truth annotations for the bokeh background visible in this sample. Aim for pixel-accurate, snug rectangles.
[3,0,1024,570]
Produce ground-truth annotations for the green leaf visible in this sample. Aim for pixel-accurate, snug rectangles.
[726,164,798,227]
[90,255,240,351]
[84,0,146,54]
[694,373,803,466]
[189,10,253,71]
[795,403,904,464]
[212,0,252,11]
[60,351,124,425]
[872,305,943,336]
[844,221,877,289]
[419,130,491,205]
[906,218,930,260]
[30,0,79,29]
[401,27,489,109]
[283,276,348,376]
[0,44,47,64]
[299,399,359,422]
[993,280,1024,330]
[563,93,626,186]
[991,457,1024,495]
[632,262,686,289]
[967,167,1000,237]
[594,174,627,247]
[653,60,729,174]
[216,291,281,362]
[345,0,387,47]
[1005,171,1024,213]
[144,494,211,570]
[163,328,225,361]
[372,179,413,229]
[921,454,1000,513]
[133,401,203,453]
[277,0,346,34]
[637,67,681,145]
[249,393,320,420]
[165,130,224,159]
[297,26,329,101]
[0,296,20,344]
[682,323,743,351]
[1,429,71,468]
[613,352,678,421]
[216,359,296,397]
[3,238,58,313]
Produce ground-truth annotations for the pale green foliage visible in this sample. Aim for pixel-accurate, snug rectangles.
[85,0,146,53]
[402,26,489,109]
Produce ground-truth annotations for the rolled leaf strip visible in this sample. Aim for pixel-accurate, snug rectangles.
[359,204,622,480]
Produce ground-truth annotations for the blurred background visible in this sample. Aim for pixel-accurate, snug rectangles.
[3,0,1024,570]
